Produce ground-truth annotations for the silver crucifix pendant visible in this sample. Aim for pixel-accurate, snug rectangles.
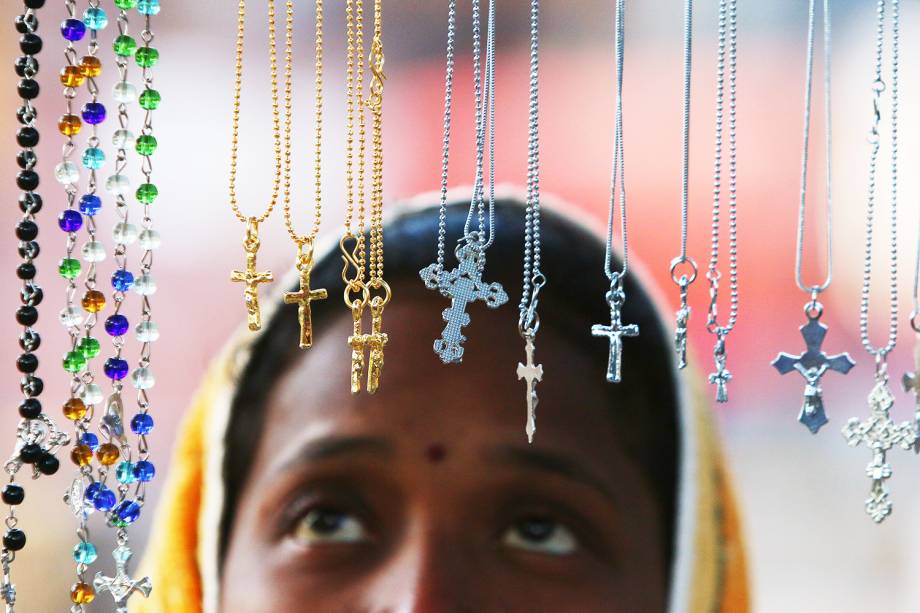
[94,545,153,612]
[420,240,508,364]
[517,335,544,443]
[842,377,917,523]
[592,284,639,384]
[903,334,920,453]
[772,307,855,434]
[708,334,731,403]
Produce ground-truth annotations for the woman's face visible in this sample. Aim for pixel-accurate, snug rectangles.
[222,287,668,612]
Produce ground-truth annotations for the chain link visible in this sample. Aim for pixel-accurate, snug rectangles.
[603,0,628,284]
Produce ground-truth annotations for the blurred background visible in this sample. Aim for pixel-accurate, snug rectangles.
[3,0,920,610]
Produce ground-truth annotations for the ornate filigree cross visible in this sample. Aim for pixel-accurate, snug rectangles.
[94,546,152,612]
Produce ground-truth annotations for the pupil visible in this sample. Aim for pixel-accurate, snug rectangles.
[310,510,345,534]
[518,518,554,542]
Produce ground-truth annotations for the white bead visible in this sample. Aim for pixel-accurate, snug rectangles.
[55,161,80,185]
[135,320,160,343]
[131,367,155,390]
[105,174,130,196]
[113,222,138,245]
[81,240,106,263]
[112,81,137,104]
[81,383,104,406]
[134,273,157,296]
[138,229,161,251]
[112,128,135,148]
[59,306,83,327]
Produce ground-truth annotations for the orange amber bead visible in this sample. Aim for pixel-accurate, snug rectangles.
[79,56,102,78]
[58,114,82,136]
[81,290,106,313]
[96,443,120,466]
[63,398,87,421]
[70,582,95,604]
[59,65,85,88]
[70,444,93,467]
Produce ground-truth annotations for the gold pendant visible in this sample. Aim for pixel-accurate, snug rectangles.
[231,220,274,332]
[347,299,367,394]
[284,242,328,349]
[365,295,388,394]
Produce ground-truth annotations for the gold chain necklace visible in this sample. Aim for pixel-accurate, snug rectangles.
[228,0,284,331]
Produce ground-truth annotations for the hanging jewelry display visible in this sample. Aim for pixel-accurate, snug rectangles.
[517,0,545,442]
[228,0,284,332]
[705,0,739,403]
[420,0,508,365]
[669,0,697,371]
[841,0,913,524]
[591,0,638,385]
[772,0,854,434]
[281,0,328,350]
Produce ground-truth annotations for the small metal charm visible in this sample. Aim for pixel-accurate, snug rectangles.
[101,393,128,446]
[231,220,274,332]
[708,334,731,403]
[842,375,917,523]
[420,240,508,364]
[365,293,389,394]
[284,242,328,349]
[670,258,697,370]
[592,280,639,384]
[346,299,368,395]
[517,335,544,443]
[772,304,855,433]
[903,332,920,452]
[5,414,70,479]
[94,546,152,613]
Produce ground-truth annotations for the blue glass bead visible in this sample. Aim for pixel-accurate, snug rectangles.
[61,19,86,41]
[73,541,98,564]
[103,357,129,381]
[111,270,135,292]
[79,194,102,216]
[137,0,161,16]
[81,102,106,125]
[104,314,129,337]
[83,7,108,30]
[116,461,136,484]
[133,460,155,483]
[84,482,102,502]
[92,487,116,512]
[58,210,83,233]
[130,413,153,435]
[81,147,105,170]
[79,432,99,451]
[114,500,141,525]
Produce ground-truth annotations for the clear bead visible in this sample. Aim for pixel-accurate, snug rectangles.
[113,222,138,245]
[112,128,136,148]
[133,273,157,296]
[55,161,80,185]
[138,229,161,250]
[131,367,155,390]
[59,306,83,328]
[105,174,130,196]
[81,241,106,263]
[112,82,137,104]
[81,383,104,406]
[135,320,160,343]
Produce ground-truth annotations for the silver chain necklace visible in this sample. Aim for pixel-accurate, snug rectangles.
[705,0,739,404]
[841,0,914,525]
[420,0,508,365]
[591,0,639,385]
[517,0,545,443]
[772,0,854,435]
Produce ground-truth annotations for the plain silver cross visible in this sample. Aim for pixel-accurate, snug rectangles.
[592,290,639,384]
[94,546,152,612]
[517,336,544,443]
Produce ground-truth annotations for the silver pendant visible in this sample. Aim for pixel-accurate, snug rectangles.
[674,302,691,371]
[64,476,94,519]
[708,335,732,403]
[592,285,638,384]
[4,414,69,479]
[772,307,855,433]
[94,546,152,612]
[100,393,128,446]
[903,334,920,452]
[420,240,508,364]
[516,336,544,443]
[842,378,917,523]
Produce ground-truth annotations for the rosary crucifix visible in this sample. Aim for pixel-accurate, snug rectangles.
[231,222,273,332]
[94,546,152,612]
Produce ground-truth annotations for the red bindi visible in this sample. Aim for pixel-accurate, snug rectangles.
[425,443,447,464]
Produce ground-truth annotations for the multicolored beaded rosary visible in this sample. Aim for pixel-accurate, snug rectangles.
[340,0,390,393]
[420,0,509,365]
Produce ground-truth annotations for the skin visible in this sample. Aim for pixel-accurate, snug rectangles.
[222,287,668,613]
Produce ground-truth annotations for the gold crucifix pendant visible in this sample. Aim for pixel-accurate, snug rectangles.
[347,298,368,394]
[231,220,274,331]
[365,294,389,394]
[284,242,328,349]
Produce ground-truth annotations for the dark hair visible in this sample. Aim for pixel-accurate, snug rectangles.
[220,198,679,569]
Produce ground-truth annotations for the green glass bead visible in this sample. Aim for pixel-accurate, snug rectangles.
[135,47,159,68]
[63,350,87,374]
[113,35,137,57]
[136,183,158,205]
[114,0,138,9]
[78,337,101,359]
[138,89,161,111]
[59,258,81,279]
[135,135,157,156]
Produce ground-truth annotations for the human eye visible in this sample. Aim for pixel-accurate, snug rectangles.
[290,507,370,547]
[501,516,579,556]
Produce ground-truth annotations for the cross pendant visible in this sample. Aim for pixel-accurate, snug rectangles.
[94,546,152,612]
[517,336,544,443]
[365,297,389,394]
[284,256,328,349]
[708,336,732,403]
[773,311,855,433]
[842,380,917,523]
[903,334,920,452]
[674,303,691,370]
[231,247,273,332]
[592,289,638,384]
[347,300,367,394]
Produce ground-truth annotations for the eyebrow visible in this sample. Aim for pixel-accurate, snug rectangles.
[279,435,395,473]
[487,446,620,507]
